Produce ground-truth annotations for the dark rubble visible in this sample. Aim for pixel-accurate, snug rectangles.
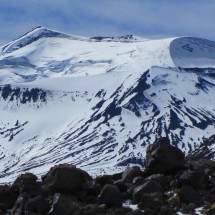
[0,137,215,215]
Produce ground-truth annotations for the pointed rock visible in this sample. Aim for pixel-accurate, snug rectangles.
[144,137,185,175]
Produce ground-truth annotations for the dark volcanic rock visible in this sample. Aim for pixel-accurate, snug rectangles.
[11,172,42,197]
[11,172,37,191]
[132,181,162,204]
[43,163,93,194]
[122,166,143,183]
[26,195,50,214]
[145,174,171,187]
[114,179,128,193]
[98,184,123,206]
[0,185,18,211]
[132,176,145,186]
[179,185,201,204]
[94,175,113,186]
[138,192,163,210]
[48,193,75,215]
[178,170,206,188]
[11,193,29,215]
[143,208,156,215]
[144,137,185,175]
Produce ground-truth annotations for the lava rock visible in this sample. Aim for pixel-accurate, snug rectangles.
[143,208,156,215]
[114,179,128,193]
[48,193,76,215]
[132,180,162,204]
[122,166,143,183]
[145,174,171,187]
[87,182,102,197]
[94,175,113,186]
[159,205,176,215]
[0,185,18,212]
[11,172,42,197]
[111,172,123,181]
[26,195,50,214]
[178,170,206,188]
[138,192,163,210]
[11,193,29,215]
[11,172,37,192]
[132,177,145,186]
[98,184,123,206]
[42,163,93,194]
[144,137,185,175]
[186,160,215,173]
[179,185,201,204]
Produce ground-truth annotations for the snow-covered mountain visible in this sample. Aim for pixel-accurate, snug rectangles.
[0,26,215,182]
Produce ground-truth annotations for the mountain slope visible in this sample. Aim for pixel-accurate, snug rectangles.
[0,27,214,182]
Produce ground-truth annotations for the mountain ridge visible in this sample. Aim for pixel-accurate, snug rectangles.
[0,27,214,182]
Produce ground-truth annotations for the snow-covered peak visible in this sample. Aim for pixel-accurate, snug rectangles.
[0,27,149,56]
[0,26,70,54]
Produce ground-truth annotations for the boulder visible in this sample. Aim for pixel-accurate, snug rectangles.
[122,166,143,183]
[98,184,123,206]
[111,172,123,181]
[145,174,171,187]
[11,172,42,197]
[11,193,29,215]
[138,192,163,210]
[132,181,162,204]
[143,208,156,215]
[11,172,37,191]
[0,185,18,211]
[42,164,93,194]
[178,170,206,188]
[132,177,145,186]
[114,179,127,193]
[144,137,185,175]
[94,175,113,186]
[179,185,201,204]
[48,193,76,215]
[26,195,50,214]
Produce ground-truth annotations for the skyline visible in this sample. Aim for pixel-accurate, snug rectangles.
[0,0,215,45]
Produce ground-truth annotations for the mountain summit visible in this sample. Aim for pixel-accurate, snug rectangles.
[0,28,214,182]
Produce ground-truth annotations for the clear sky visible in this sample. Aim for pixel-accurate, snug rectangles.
[0,0,214,45]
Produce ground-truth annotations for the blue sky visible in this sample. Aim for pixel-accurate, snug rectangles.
[0,0,215,45]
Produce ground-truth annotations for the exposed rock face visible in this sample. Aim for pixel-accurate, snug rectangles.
[144,137,186,175]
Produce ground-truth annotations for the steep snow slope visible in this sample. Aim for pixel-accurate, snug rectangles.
[170,37,215,68]
[0,27,214,182]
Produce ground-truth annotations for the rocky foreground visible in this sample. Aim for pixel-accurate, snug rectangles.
[0,137,215,215]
